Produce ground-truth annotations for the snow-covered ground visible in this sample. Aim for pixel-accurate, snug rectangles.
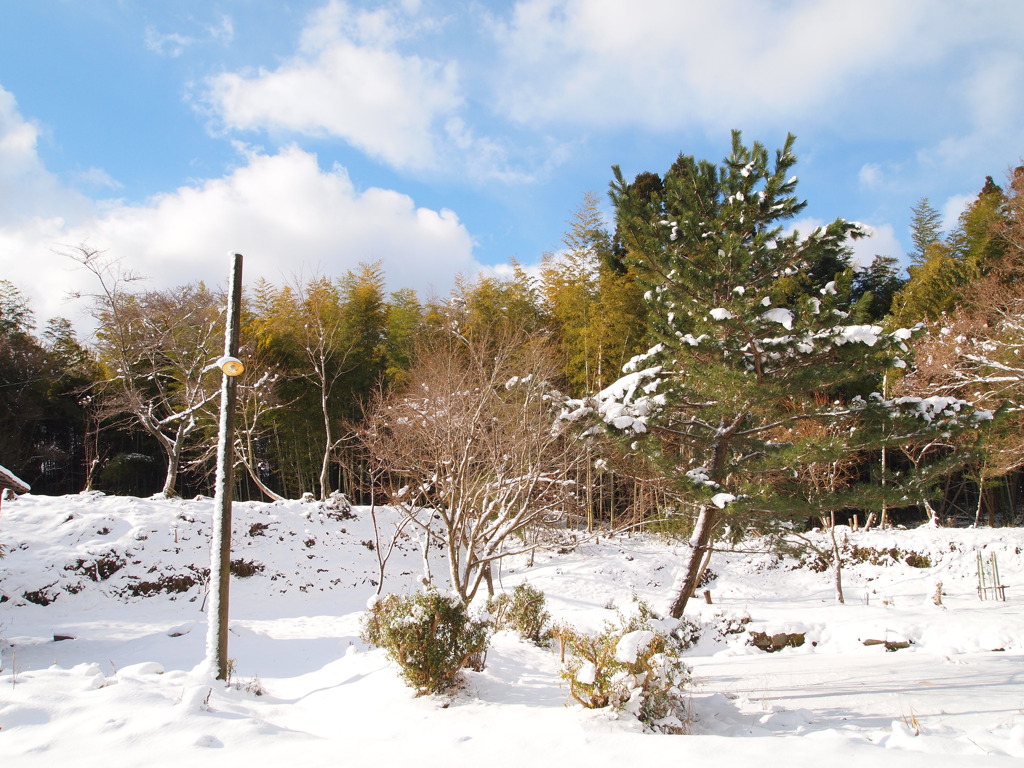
[1,492,1022,766]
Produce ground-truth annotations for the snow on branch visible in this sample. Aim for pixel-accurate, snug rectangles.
[560,366,665,435]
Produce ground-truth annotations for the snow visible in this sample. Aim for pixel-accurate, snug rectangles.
[891,395,991,423]
[1,492,1023,766]
[614,630,656,663]
[836,324,882,346]
[0,464,30,494]
[575,660,597,685]
[710,493,736,508]
[685,467,715,487]
[762,308,794,330]
[710,308,733,321]
[571,365,665,434]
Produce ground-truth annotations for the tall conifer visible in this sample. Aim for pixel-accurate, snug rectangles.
[567,132,990,616]
[908,198,944,266]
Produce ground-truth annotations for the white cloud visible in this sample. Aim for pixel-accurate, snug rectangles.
[72,167,123,191]
[849,222,904,268]
[491,0,926,130]
[0,143,479,333]
[490,0,1022,138]
[145,14,235,57]
[203,1,462,172]
[145,27,193,57]
[858,163,883,189]
[200,1,545,183]
[940,194,972,232]
[918,50,1024,178]
[444,117,539,184]
[0,86,92,224]
[209,15,234,45]
[483,0,1023,243]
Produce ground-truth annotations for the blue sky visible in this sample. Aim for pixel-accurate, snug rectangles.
[2,0,1022,332]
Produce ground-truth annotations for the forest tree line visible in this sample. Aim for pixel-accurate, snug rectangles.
[2,132,1023,537]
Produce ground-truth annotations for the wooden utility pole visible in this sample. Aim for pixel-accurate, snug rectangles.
[206,253,244,680]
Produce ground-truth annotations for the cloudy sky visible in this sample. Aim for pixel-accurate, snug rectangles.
[2,0,1022,333]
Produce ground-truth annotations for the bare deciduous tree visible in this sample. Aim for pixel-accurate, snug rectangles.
[70,246,223,497]
[364,326,586,601]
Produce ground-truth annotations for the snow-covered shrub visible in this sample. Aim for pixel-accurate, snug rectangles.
[487,583,552,646]
[361,589,491,696]
[558,600,693,733]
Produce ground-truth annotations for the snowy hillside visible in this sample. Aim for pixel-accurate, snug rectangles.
[1,492,1023,766]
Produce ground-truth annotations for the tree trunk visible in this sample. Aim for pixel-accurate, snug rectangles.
[420,527,433,587]
[160,429,185,498]
[161,456,178,498]
[82,414,101,492]
[319,389,332,500]
[691,541,715,595]
[668,505,718,618]
[830,511,845,604]
[239,453,284,501]
[482,561,495,597]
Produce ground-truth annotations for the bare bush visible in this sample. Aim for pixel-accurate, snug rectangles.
[364,326,586,601]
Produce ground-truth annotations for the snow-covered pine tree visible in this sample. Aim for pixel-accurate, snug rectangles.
[568,131,991,617]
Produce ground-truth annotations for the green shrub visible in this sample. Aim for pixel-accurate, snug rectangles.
[557,600,694,733]
[229,558,264,578]
[903,551,932,569]
[487,583,552,646]
[849,545,933,569]
[361,589,491,696]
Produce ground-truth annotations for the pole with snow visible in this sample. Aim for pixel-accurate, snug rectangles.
[206,253,244,681]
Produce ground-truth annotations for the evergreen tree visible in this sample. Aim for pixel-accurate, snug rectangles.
[947,177,1007,274]
[0,280,35,337]
[541,192,649,396]
[384,288,424,389]
[335,262,388,409]
[37,317,100,493]
[890,242,962,325]
[908,198,944,266]
[0,284,101,493]
[438,268,545,343]
[0,281,47,485]
[540,193,605,394]
[893,178,1010,325]
[895,171,1024,526]
[246,266,389,500]
[1001,166,1024,262]
[850,254,907,321]
[589,257,648,392]
[568,131,989,617]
